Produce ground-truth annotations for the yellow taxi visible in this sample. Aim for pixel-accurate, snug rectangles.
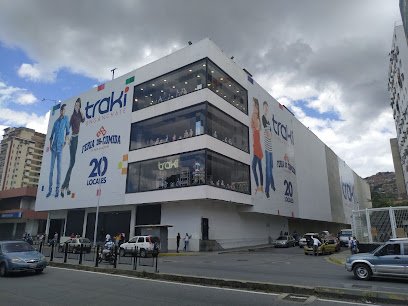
[304,237,338,255]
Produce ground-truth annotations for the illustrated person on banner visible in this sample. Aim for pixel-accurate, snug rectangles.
[46,104,70,198]
[251,98,264,194]
[262,101,276,198]
[61,97,85,198]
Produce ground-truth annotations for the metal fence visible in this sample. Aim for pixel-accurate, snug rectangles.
[352,206,408,243]
[37,243,159,272]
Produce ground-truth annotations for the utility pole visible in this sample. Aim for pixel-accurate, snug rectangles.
[111,68,117,80]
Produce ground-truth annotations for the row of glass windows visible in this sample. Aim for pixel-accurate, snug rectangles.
[132,58,248,114]
[126,150,250,194]
[129,102,249,152]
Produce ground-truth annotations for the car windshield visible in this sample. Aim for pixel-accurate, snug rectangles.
[277,236,287,240]
[3,242,34,253]
[370,244,385,254]
[79,238,90,243]
[341,231,352,236]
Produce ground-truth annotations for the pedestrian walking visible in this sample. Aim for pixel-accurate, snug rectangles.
[348,236,353,254]
[351,236,359,254]
[176,233,181,253]
[312,236,321,256]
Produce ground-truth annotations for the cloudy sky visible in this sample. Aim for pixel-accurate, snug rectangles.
[0,0,401,177]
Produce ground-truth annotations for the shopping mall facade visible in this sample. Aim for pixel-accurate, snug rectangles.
[36,38,371,251]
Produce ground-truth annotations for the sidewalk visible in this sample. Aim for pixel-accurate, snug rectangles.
[327,250,349,266]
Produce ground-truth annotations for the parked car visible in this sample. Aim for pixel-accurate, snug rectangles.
[345,238,408,280]
[0,241,47,276]
[58,237,91,253]
[298,233,319,248]
[338,229,353,247]
[304,237,338,255]
[119,235,160,257]
[274,235,296,248]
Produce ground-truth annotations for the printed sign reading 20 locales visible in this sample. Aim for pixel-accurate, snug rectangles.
[87,157,108,185]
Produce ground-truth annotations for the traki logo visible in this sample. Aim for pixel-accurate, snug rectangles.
[85,87,129,119]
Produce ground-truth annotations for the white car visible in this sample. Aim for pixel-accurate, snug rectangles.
[298,233,319,248]
[119,235,160,257]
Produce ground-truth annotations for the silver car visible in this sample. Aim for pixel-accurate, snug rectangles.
[345,238,408,280]
[0,241,47,276]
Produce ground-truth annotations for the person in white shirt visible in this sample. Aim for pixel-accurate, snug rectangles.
[105,233,111,242]
[183,233,190,252]
[312,237,321,256]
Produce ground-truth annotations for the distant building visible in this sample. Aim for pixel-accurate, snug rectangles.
[390,138,407,199]
[388,24,408,195]
[0,127,47,239]
[0,127,46,191]
[400,0,408,39]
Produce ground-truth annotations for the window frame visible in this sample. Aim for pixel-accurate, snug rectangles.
[129,101,249,153]
[125,149,250,195]
[132,58,248,115]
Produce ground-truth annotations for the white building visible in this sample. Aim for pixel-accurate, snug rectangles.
[36,39,371,251]
[389,25,408,195]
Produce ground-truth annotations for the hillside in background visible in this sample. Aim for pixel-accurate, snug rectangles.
[364,172,407,208]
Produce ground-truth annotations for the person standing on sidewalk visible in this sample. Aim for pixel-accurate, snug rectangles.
[176,233,181,253]
[184,233,190,252]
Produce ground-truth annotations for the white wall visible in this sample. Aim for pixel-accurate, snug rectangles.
[162,200,287,251]
[293,120,331,221]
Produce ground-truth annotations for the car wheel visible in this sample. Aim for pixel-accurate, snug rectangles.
[140,249,147,258]
[119,248,125,257]
[353,263,372,281]
[35,269,43,274]
[0,263,7,277]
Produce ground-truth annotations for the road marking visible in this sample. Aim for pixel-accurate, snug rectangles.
[49,266,380,305]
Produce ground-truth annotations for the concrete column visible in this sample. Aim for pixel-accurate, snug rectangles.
[63,211,67,236]
[129,205,136,239]
[12,223,17,239]
[82,210,88,237]
[365,208,372,243]
[389,207,397,239]
[45,213,51,241]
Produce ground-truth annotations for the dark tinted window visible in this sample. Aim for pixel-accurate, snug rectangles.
[133,59,207,111]
[3,242,34,253]
[130,102,248,153]
[127,150,206,193]
[130,103,206,150]
[126,150,250,194]
[207,59,248,114]
[132,58,248,114]
[138,237,144,243]
[207,104,248,152]
[403,243,408,255]
[207,150,250,194]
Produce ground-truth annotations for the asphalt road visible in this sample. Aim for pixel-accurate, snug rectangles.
[155,247,408,294]
[44,245,408,296]
[0,267,386,306]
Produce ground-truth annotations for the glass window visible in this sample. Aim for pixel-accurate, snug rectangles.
[129,102,248,153]
[130,103,206,150]
[132,58,248,114]
[133,59,207,111]
[207,104,249,152]
[206,150,250,194]
[138,237,144,243]
[127,150,206,193]
[126,150,250,194]
[206,59,248,114]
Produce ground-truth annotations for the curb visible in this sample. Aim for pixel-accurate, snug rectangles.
[48,262,408,305]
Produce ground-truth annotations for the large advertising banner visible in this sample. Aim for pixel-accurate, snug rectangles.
[338,159,358,224]
[36,80,132,210]
[250,96,299,217]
